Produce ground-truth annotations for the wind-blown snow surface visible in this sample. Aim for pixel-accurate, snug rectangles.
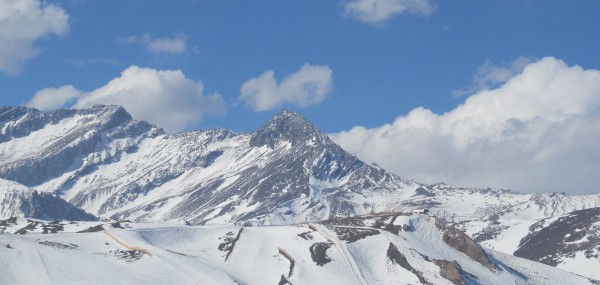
[0,214,594,285]
[1,105,600,278]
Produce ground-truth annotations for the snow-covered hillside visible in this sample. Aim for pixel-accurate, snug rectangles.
[0,213,594,284]
[0,178,95,222]
[512,208,600,279]
[1,105,599,278]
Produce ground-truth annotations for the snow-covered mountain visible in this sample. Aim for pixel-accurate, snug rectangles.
[0,178,95,222]
[1,105,412,225]
[0,213,595,284]
[1,105,599,279]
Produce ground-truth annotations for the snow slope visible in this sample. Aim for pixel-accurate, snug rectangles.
[1,213,594,285]
[511,208,600,279]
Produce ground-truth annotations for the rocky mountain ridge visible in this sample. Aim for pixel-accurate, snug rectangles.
[1,105,599,279]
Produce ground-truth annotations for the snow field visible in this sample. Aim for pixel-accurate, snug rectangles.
[1,214,597,284]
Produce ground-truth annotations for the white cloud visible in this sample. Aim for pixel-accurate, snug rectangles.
[27,85,82,110]
[344,0,435,24]
[330,57,600,194]
[28,66,226,132]
[121,33,188,54]
[0,0,69,75]
[239,64,333,112]
[453,57,533,97]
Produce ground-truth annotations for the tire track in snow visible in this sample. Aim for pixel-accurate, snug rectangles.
[128,229,242,284]
[310,224,368,285]
[104,230,153,256]
[6,236,51,285]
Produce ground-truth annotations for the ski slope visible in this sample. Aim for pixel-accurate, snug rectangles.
[0,213,595,284]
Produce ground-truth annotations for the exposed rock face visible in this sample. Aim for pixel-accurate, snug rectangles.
[472,223,509,243]
[434,217,445,231]
[1,178,96,221]
[309,242,333,266]
[514,207,600,266]
[1,189,96,221]
[21,191,97,221]
[331,227,380,243]
[434,260,467,285]
[442,226,497,271]
[249,110,328,149]
[387,242,430,284]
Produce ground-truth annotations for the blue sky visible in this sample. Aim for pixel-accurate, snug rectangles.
[1,0,600,193]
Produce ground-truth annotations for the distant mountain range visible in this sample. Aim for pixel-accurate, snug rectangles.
[1,105,598,279]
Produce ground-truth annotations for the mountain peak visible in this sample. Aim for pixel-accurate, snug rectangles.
[79,104,132,121]
[268,109,312,128]
[249,110,326,148]
[274,109,304,119]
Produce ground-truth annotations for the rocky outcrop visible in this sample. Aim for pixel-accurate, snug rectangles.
[442,226,497,271]
[434,260,467,285]
[1,189,96,221]
[21,190,97,221]
[387,242,430,284]
[514,207,600,266]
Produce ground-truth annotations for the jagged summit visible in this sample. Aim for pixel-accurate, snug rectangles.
[250,109,331,148]
[0,105,163,186]
[273,109,305,120]
[0,104,127,122]
[80,104,132,119]
[0,106,69,142]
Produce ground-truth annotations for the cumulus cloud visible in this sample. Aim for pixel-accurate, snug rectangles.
[330,57,600,194]
[0,0,69,75]
[453,57,533,97]
[27,85,82,110]
[121,33,189,54]
[344,0,435,24]
[239,64,333,112]
[27,66,226,132]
